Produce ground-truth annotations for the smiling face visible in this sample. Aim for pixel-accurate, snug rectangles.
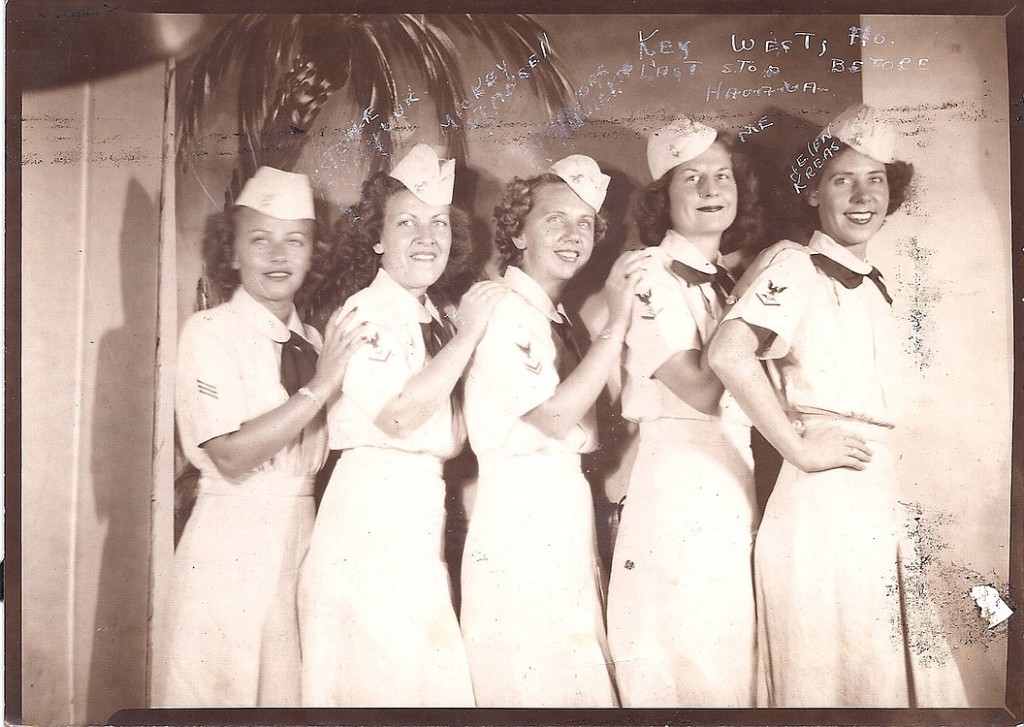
[375,188,452,299]
[809,146,890,259]
[232,206,314,320]
[667,140,738,247]
[514,181,597,298]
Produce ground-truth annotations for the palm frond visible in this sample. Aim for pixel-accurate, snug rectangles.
[178,13,582,197]
[388,16,468,155]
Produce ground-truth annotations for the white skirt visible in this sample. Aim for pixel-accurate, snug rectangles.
[460,452,619,707]
[159,471,315,707]
[298,447,474,706]
[607,417,757,706]
[755,417,967,706]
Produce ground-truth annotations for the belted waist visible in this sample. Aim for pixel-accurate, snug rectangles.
[789,408,895,443]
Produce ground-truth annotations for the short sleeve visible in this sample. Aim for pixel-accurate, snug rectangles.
[724,246,816,360]
[337,299,416,422]
[730,239,807,300]
[473,294,557,419]
[176,314,246,447]
[626,266,701,380]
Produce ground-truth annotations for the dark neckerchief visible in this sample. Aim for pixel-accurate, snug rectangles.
[810,253,893,305]
[421,315,463,410]
[669,259,735,293]
[669,260,735,309]
[280,330,318,395]
[550,312,583,381]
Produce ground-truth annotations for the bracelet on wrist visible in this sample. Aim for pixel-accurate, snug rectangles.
[297,386,326,409]
[598,327,625,342]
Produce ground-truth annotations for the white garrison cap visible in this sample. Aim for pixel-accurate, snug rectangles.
[647,117,718,181]
[389,143,456,206]
[548,154,610,211]
[827,103,898,164]
[235,166,315,220]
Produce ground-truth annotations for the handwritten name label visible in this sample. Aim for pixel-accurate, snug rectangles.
[789,125,840,194]
[442,32,554,131]
[738,115,774,142]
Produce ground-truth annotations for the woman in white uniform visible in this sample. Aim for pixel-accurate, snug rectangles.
[299,144,503,706]
[162,167,370,706]
[606,117,764,706]
[709,104,967,706]
[459,155,651,707]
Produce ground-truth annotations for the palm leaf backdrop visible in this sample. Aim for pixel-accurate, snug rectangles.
[177,14,580,206]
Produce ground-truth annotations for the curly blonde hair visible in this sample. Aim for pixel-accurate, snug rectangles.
[492,173,609,271]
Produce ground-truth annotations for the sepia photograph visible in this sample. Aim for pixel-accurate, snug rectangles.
[6,0,1023,725]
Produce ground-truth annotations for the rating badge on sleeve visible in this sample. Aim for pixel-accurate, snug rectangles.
[365,330,392,363]
[636,289,663,320]
[756,280,787,307]
[517,340,542,374]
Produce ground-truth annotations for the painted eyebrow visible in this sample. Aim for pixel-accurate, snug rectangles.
[546,209,594,219]
[827,170,887,181]
[248,227,308,233]
[679,166,731,174]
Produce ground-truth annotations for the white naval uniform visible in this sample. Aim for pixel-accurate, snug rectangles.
[607,230,757,707]
[160,287,327,707]
[724,231,967,707]
[298,268,474,707]
[459,265,618,708]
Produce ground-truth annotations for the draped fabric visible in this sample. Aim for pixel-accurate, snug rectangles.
[280,331,319,395]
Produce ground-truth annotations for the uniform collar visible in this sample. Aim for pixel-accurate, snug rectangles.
[659,229,722,274]
[504,265,568,324]
[227,287,305,344]
[370,267,440,324]
[808,230,873,275]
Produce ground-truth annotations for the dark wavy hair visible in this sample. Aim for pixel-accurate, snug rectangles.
[633,134,765,255]
[492,173,610,271]
[200,207,328,310]
[311,174,482,326]
[795,141,915,236]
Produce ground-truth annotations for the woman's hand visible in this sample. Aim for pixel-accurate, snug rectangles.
[793,424,873,472]
[369,281,504,440]
[306,307,376,401]
[604,249,653,332]
[452,280,506,343]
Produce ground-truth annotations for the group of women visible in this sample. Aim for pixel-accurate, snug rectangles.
[160,103,967,709]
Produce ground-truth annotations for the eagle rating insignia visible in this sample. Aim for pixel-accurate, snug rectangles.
[636,289,662,320]
[756,280,787,306]
[365,330,392,362]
